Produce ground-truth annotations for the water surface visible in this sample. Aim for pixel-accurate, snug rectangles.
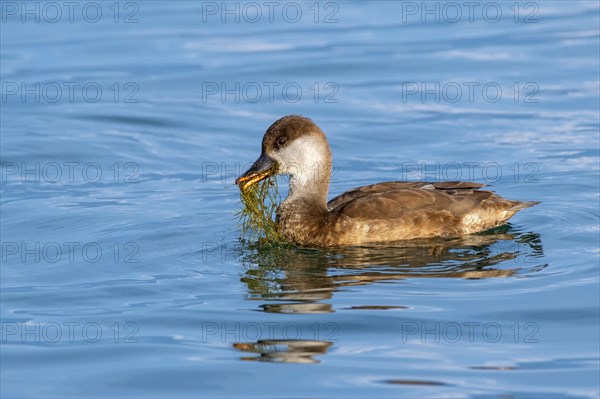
[1,1,599,398]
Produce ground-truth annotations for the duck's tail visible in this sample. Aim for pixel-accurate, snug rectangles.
[510,200,541,211]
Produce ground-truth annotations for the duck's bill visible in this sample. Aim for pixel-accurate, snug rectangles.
[235,152,276,191]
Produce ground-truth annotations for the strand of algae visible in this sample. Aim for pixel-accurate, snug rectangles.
[236,176,286,244]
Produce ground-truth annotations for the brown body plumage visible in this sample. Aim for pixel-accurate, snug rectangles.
[236,115,538,247]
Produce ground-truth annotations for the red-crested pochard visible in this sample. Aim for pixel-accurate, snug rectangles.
[236,115,538,246]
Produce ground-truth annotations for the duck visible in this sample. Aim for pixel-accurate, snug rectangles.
[235,115,538,247]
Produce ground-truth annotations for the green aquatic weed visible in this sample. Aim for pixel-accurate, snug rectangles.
[237,176,286,244]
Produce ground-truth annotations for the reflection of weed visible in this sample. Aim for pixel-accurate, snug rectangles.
[236,176,285,244]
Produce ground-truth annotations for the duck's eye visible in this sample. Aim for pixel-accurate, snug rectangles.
[276,137,287,148]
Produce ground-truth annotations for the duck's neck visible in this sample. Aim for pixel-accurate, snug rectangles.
[283,164,331,213]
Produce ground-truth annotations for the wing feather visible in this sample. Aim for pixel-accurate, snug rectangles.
[327,181,490,220]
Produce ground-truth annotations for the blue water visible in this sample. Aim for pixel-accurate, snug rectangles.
[1,1,599,397]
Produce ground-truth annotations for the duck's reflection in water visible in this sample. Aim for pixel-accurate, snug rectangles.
[233,340,333,364]
[231,226,544,362]
[240,226,544,307]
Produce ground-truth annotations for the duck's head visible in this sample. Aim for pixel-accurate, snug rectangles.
[236,115,332,197]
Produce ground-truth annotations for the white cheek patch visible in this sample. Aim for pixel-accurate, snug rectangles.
[279,136,326,183]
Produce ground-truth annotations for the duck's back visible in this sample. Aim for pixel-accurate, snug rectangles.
[320,181,537,245]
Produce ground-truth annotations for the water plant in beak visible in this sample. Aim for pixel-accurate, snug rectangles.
[235,152,284,244]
